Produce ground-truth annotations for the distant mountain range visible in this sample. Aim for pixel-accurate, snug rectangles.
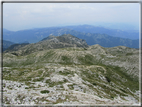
[3,25,139,49]
[64,25,139,39]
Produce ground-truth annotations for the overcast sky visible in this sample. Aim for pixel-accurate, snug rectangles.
[3,3,140,31]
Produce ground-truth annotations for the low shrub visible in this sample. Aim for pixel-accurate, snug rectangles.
[40,90,50,94]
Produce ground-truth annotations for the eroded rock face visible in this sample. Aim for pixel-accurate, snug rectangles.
[3,45,140,106]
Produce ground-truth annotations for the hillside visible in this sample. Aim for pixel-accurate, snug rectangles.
[3,35,140,105]
[3,40,15,51]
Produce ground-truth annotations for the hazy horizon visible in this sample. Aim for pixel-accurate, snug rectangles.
[3,23,140,32]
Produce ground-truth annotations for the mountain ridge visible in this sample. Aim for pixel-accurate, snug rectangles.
[3,25,139,49]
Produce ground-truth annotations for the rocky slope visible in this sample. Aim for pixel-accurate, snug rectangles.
[2,34,140,106]
[3,47,140,106]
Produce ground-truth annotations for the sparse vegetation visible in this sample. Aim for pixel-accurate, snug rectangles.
[3,37,139,105]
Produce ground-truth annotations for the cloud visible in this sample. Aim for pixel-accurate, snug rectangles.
[3,3,140,31]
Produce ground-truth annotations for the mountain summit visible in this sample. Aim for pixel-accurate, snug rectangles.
[5,34,89,55]
[41,34,88,47]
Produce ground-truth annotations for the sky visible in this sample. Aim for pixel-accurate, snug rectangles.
[3,3,140,31]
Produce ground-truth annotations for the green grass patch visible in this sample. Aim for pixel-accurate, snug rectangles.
[61,56,72,64]
[126,53,133,55]
[77,54,96,65]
